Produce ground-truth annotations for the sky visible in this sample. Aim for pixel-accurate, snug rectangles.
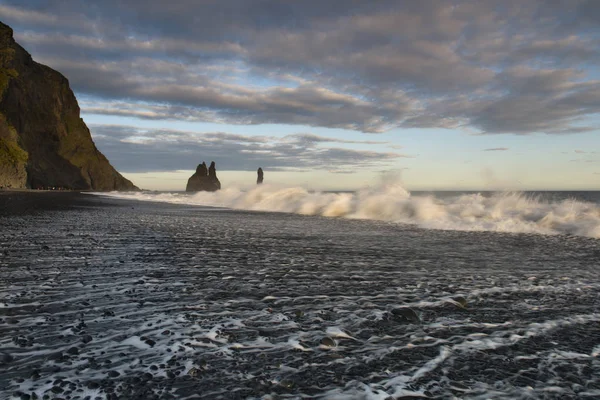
[1,0,600,191]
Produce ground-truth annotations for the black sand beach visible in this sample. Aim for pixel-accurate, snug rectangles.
[1,192,599,399]
[0,191,123,217]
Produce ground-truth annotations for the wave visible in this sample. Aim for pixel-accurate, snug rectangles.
[94,179,600,238]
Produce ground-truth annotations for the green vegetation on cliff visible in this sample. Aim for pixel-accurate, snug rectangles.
[61,115,96,165]
[0,136,27,165]
[0,48,17,95]
[0,114,27,165]
[0,112,27,187]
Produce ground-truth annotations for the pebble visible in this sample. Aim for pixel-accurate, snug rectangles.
[390,307,420,324]
[320,337,337,348]
[67,347,79,355]
[50,386,63,394]
[48,351,63,361]
[1,353,14,364]
[451,296,468,308]
[279,379,295,389]
[81,335,93,344]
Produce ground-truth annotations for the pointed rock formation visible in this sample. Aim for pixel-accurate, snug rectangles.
[186,161,221,192]
[257,167,264,184]
[208,161,221,190]
[0,21,137,190]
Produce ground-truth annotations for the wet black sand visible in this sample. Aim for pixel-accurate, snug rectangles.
[0,191,124,217]
[1,192,599,399]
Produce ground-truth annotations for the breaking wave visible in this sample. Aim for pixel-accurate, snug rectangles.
[95,179,600,238]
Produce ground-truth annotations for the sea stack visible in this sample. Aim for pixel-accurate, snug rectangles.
[257,167,264,184]
[0,21,137,190]
[186,161,221,192]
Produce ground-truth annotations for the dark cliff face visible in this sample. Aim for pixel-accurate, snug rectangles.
[0,21,138,190]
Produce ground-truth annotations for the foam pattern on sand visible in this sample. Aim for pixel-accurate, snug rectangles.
[1,201,599,399]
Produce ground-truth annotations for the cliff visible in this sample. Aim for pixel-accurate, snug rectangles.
[0,21,137,190]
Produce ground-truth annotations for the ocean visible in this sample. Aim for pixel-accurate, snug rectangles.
[1,184,599,399]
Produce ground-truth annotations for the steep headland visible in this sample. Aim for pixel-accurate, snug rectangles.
[0,21,137,190]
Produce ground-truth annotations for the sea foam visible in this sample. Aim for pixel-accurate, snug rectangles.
[94,179,600,238]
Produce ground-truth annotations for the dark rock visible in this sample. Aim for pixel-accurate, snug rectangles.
[48,351,63,361]
[1,352,13,364]
[66,347,79,355]
[87,382,100,389]
[320,337,337,348]
[145,339,156,347]
[185,161,221,192]
[257,167,264,184]
[390,307,420,324]
[208,161,219,186]
[450,295,468,308]
[81,335,93,344]
[0,22,138,191]
[50,386,63,394]
[107,371,120,378]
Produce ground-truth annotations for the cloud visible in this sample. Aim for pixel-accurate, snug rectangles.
[282,133,387,146]
[89,125,409,173]
[483,147,509,151]
[2,0,600,134]
[50,58,410,132]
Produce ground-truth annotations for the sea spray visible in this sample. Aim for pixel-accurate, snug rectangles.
[95,179,600,238]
